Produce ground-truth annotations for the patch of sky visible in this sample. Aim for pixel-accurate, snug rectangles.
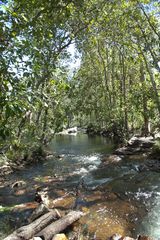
[61,43,81,79]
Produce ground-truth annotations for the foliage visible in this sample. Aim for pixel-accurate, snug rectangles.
[0,0,84,162]
[71,0,160,138]
[0,0,160,162]
[152,139,160,155]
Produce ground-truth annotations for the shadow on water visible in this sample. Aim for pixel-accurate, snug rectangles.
[0,133,160,239]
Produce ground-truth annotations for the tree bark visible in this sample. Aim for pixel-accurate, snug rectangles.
[36,211,84,240]
[140,49,160,117]
[119,49,129,136]
[140,63,149,136]
[97,40,112,106]
[4,210,60,240]
[28,203,50,223]
[137,1,160,40]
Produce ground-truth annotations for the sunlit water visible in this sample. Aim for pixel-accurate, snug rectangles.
[0,134,160,239]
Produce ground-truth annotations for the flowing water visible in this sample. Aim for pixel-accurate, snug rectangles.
[0,134,160,239]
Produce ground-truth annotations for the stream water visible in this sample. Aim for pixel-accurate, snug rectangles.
[0,134,160,239]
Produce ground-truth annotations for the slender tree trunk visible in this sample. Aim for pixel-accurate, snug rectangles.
[138,25,160,72]
[137,1,160,40]
[139,47,160,117]
[119,50,129,136]
[140,63,149,136]
[41,108,48,145]
[97,40,112,106]
[111,47,116,105]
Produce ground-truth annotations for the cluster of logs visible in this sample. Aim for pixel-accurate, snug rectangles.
[4,187,154,240]
[4,197,84,240]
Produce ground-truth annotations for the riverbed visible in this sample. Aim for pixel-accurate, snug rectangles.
[0,134,160,239]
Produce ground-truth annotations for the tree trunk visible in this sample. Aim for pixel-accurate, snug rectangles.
[97,40,112,106]
[140,48,160,117]
[28,203,50,223]
[4,210,60,240]
[140,63,149,136]
[111,47,116,105]
[119,50,129,137]
[36,211,84,240]
[137,1,160,40]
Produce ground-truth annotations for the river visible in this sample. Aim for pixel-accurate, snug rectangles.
[0,134,160,239]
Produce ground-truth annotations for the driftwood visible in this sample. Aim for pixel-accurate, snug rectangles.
[4,210,60,240]
[36,210,84,240]
[28,203,50,223]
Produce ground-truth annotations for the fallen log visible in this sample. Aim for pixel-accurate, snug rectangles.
[28,203,49,223]
[36,210,84,240]
[4,210,60,240]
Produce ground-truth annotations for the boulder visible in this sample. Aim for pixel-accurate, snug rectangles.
[128,136,154,148]
[67,127,77,134]
[115,147,137,155]
[115,136,154,156]
[52,234,68,240]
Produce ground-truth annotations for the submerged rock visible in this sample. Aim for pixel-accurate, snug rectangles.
[11,180,26,189]
[100,154,123,168]
[102,155,123,164]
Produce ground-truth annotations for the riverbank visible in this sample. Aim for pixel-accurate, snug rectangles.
[101,135,160,173]
[0,148,55,178]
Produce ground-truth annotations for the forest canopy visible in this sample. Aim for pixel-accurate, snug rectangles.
[0,0,160,162]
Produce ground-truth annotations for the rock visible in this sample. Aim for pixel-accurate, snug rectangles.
[102,155,122,164]
[115,136,154,156]
[31,237,43,240]
[136,159,160,173]
[137,235,154,240]
[35,189,50,206]
[155,132,160,139]
[109,234,122,240]
[52,234,68,240]
[57,154,65,159]
[128,136,154,147]
[57,127,77,135]
[105,192,118,200]
[0,165,12,176]
[14,189,26,196]
[46,153,54,159]
[115,147,135,155]
[122,237,135,240]
[68,127,77,134]
[11,180,26,189]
